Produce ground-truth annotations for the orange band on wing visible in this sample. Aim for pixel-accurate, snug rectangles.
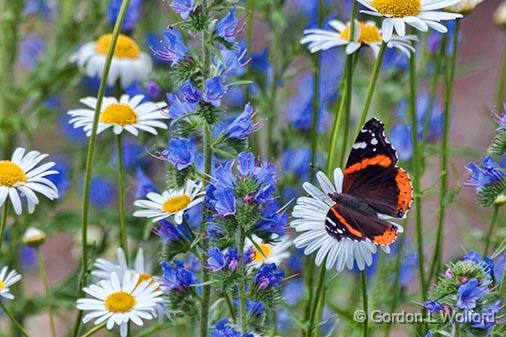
[330,207,363,238]
[344,155,393,175]
[373,227,398,245]
[395,169,413,216]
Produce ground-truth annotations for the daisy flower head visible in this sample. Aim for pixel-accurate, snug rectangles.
[93,248,159,285]
[71,33,152,88]
[77,271,163,337]
[301,20,418,57]
[0,148,59,215]
[133,179,205,224]
[495,2,506,27]
[0,266,22,300]
[291,169,401,272]
[247,235,292,267]
[447,0,484,15]
[67,95,168,137]
[357,0,463,41]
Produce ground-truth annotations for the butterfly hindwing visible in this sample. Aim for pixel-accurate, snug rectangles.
[325,204,399,246]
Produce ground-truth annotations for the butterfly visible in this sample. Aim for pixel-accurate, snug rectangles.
[324,118,413,247]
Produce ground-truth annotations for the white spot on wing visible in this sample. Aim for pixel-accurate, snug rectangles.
[371,138,378,145]
[352,142,367,149]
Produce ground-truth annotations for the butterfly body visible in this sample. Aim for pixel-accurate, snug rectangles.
[325,118,414,247]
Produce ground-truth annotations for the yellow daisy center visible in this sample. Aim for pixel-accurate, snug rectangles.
[96,34,141,59]
[100,103,138,126]
[0,280,5,290]
[340,22,382,43]
[105,291,136,313]
[162,195,191,213]
[371,0,421,17]
[0,161,27,187]
[254,244,272,262]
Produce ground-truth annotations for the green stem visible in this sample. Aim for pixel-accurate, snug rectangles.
[430,21,460,283]
[361,270,369,337]
[79,323,106,337]
[199,3,212,334]
[305,266,327,337]
[409,50,427,301]
[497,49,506,112]
[71,1,132,336]
[383,234,405,337]
[36,248,57,337]
[353,42,387,140]
[309,0,324,180]
[238,226,248,333]
[117,133,129,258]
[224,292,237,322]
[0,302,30,337]
[483,205,500,256]
[0,204,7,253]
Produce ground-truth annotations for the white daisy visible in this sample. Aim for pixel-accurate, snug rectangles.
[67,95,168,137]
[71,34,152,88]
[246,235,292,267]
[291,169,402,272]
[301,20,417,57]
[356,0,463,41]
[0,148,59,215]
[93,248,159,285]
[77,271,163,337]
[0,266,22,300]
[133,179,205,224]
[447,0,484,15]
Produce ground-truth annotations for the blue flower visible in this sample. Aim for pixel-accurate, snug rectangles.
[161,260,197,292]
[89,177,116,209]
[135,168,157,198]
[390,124,413,161]
[47,160,70,199]
[165,138,195,170]
[107,0,142,32]
[224,103,261,140]
[255,263,284,290]
[208,247,226,272]
[21,247,37,269]
[157,219,192,244]
[149,28,189,64]
[456,279,488,309]
[166,92,197,120]
[214,45,249,76]
[211,319,241,337]
[169,0,195,19]
[464,250,494,277]
[204,76,228,107]
[24,0,54,18]
[283,279,304,306]
[233,299,265,317]
[112,140,146,170]
[424,301,443,313]
[253,200,287,237]
[215,7,244,43]
[466,157,506,192]
[470,300,501,330]
[494,254,505,284]
[207,186,237,216]
[425,332,433,337]
[179,81,201,104]
[19,33,46,70]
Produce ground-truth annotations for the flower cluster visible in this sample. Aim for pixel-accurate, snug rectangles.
[425,251,504,335]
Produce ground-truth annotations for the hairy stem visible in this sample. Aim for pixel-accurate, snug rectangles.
[361,270,369,337]
[483,205,500,256]
[238,226,248,333]
[0,205,7,253]
[71,1,132,336]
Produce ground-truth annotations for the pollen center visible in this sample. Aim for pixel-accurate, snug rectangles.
[105,291,136,313]
[340,22,382,43]
[100,103,138,126]
[162,195,191,213]
[0,280,5,290]
[96,34,141,59]
[254,244,272,262]
[371,0,421,17]
[0,161,27,187]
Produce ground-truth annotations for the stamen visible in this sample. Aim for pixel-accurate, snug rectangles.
[100,103,138,126]
[96,34,141,59]
[162,195,192,213]
[105,291,136,313]
[0,161,27,187]
[371,0,421,18]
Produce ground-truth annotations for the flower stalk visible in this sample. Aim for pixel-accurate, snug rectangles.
[117,133,129,258]
[0,205,8,253]
[71,1,132,336]
[483,204,501,256]
[361,270,369,337]
[0,301,30,337]
[36,248,57,337]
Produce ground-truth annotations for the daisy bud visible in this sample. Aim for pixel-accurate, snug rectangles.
[495,2,506,27]
[494,194,506,205]
[23,227,46,247]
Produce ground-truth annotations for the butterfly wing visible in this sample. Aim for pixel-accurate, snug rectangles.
[343,118,413,218]
[326,203,400,246]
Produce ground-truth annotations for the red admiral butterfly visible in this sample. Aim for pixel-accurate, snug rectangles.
[325,118,413,247]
